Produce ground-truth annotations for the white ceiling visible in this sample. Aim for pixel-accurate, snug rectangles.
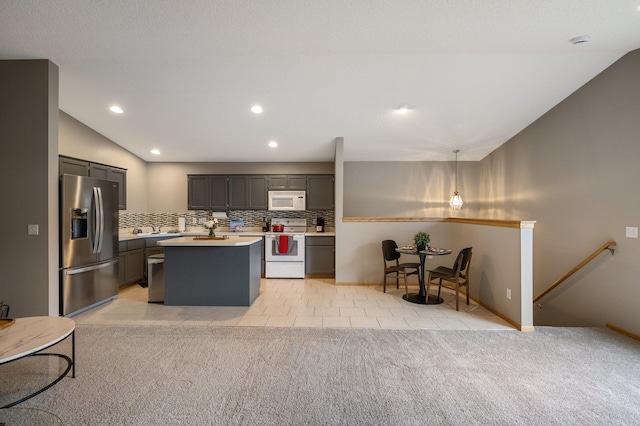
[1,1,639,162]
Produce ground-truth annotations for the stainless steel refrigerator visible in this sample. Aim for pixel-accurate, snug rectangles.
[60,174,119,316]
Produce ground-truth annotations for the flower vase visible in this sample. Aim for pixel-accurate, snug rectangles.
[417,244,426,252]
[208,228,215,238]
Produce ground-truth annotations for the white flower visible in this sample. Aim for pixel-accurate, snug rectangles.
[203,218,219,229]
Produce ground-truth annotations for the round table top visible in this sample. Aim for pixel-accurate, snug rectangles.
[395,247,452,256]
[0,316,75,364]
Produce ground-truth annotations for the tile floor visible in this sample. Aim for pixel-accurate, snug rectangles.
[73,278,514,330]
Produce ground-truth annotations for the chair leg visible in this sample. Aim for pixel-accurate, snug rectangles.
[426,271,432,301]
[437,278,442,300]
[396,272,399,289]
[466,283,470,305]
[455,283,459,311]
[403,271,409,297]
[383,271,386,293]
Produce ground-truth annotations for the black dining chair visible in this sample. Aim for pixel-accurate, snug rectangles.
[381,240,420,295]
[426,247,472,311]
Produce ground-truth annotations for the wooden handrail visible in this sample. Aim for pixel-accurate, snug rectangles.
[534,241,616,303]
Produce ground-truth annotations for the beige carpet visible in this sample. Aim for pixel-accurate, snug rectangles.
[1,325,639,425]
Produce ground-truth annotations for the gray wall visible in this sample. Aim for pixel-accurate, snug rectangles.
[147,162,334,212]
[480,49,640,333]
[0,60,59,316]
[59,111,148,212]
[344,161,480,217]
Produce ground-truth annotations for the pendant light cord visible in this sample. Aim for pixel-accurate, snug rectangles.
[453,149,459,194]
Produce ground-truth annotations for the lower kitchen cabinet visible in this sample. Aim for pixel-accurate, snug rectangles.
[305,236,335,276]
[119,239,145,286]
[124,248,144,285]
[142,236,178,284]
[118,236,184,287]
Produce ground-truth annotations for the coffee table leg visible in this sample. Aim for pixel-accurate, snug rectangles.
[72,330,75,378]
[0,331,75,409]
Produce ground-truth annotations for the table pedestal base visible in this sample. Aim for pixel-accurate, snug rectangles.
[403,293,444,305]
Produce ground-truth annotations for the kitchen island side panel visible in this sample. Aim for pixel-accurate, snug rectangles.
[163,242,261,306]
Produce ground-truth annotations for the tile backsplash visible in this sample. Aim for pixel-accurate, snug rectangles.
[119,210,335,230]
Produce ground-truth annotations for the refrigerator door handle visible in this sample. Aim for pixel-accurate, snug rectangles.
[96,187,104,253]
[92,186,105,253]
[91,187,99,253]
[65,259,119,275]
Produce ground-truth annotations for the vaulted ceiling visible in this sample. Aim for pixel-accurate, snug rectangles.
[1,1,639,162]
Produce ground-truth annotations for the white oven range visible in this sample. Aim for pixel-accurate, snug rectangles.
[265,218,306,278]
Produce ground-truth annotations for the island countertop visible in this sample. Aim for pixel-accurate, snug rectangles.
[157,236,261,247]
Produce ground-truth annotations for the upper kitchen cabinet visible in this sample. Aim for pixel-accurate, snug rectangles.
[229,175,268,210]
[187,175,227,210]
[90,163,127,210]
[267,175,307,190]
[59,156,127,210]
[307,175,334,210]
[59,157,89,176]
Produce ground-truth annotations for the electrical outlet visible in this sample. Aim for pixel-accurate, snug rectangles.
[626,226,638,238]
[506,288,512,300]
[28,224,39,235]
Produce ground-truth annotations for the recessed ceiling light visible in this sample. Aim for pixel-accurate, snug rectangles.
[109,105,124,114]
[251,105,263,114]
[569,35,590,45]
[268,141,278,148]
[150,149,161,155]
[396,104,410,113]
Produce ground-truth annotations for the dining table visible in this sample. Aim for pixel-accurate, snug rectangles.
[395,246,452,304]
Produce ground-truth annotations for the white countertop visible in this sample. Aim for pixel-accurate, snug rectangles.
[119,230,335,241]
[157,236,262,247]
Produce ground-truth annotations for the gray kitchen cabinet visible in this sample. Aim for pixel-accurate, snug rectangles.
[119,239,145,286]
[59,156,127,210]
[124,248,144,284]
[90,163,127,210]
[268,175,307,190]
[305,236,335,276]
[59,157,89,176]
[249,176,268,209]
[118,253,126,285]
[142,236,177,285]
[306,175,334,210]
[119,236,179,287]
[229,175,268,210]
[187,175,228,210]
[208,176,228,210]
[187,175,209,209]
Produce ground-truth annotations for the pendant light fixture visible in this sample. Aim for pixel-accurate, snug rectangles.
[449,149,463,210]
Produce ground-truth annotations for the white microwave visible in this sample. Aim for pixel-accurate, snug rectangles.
[268,191,306,211]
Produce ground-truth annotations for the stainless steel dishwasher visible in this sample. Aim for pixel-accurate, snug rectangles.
[147,254,165,303]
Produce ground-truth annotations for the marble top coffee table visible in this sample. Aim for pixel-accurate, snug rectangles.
[0,316,75,408]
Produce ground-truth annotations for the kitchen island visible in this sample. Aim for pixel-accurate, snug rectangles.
[157,236,262,306]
